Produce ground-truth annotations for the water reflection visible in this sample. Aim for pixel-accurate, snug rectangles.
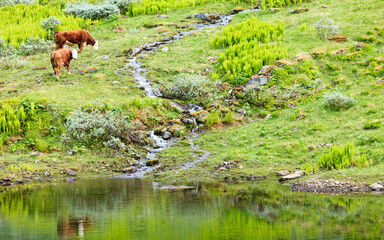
[0,179,383,239]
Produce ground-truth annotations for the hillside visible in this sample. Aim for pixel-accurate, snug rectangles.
[1,0,384,191]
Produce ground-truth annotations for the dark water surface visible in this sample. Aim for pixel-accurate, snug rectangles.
[0,179,383,240]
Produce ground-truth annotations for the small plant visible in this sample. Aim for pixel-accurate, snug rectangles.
[40,16,61,40]
[63,1,120,19]
[161,74,221,104]
[363,120,381,129]
[206,110,221,128]
[314,17,340,39]
[323,92,355,110]
[317,142,371,170]
[299,23,306,33]
[18,37,52,55]
[222,111,234,124]
[243,84,274,108]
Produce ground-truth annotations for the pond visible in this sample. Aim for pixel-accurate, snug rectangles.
[0,179,383,239]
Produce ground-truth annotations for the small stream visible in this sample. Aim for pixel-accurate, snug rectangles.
[116,9,258,177]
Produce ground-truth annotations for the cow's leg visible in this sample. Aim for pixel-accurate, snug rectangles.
[56,42,64,50]
[66,61,71,74]
[56,62,62,80]
[78,42,83,53]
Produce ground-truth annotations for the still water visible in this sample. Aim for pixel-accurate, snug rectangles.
[0,179,383,240]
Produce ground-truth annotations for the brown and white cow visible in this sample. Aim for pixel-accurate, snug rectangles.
[50,49,78,80]
[54,30,98,53]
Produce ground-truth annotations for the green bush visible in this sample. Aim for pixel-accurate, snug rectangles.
[40,16,61,40]
[206,110,221,128]
[62,109,132,150]
[63,0,132,19]
[243,84,274,108]
[299,23,306,33]
[161,74,221,104]
[317,142,371,170]
[323,92,355,110]
[363,120,381,129]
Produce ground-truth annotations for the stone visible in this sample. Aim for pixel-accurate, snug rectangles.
[30,151,40,156]
[194,13,220,22]
[246,175,266,181]
[162,131,171,140]
[78,67,99,74]
[44,171,50,177]
[182,117,197,126]
[353,42,366,48]
[111,81,120,85]
[381,47,384,53]
[331,48,348,56]
[113,26,126,33]
[317,5,328,8]
[32,66,46,71]
[161,47,168,52]
[311,51,326,58]
[219,107,229,113]
[295,52,312,61]
[289,7,309,14]
[146,159,159,166]
[275,59,295,67]
[277,170,290,176]
[270,8,280,12]
[156,14,167,19]
[370,183,384,191]
[122,167,137,173]
[158,27,170,33]
[159,185,194,190]
[374,65,383,71]
[65,178,75,182]
[327,35,348,42]
[375,79,384,85]
[168,124,185,135]
[279,171,305,181]
[230,7,245,14]
[67,169,76,176]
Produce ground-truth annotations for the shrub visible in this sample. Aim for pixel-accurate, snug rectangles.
[0,55,27,69]
[0,4,91,47]
[317,142,371,170]
[299,23,306,33]
[0,0,37,7]
[323,92,355,110]
[206,110,221,127]
[62,109,132,150]
[40,16,61,40]
[314,17,340,39]
[243,84,274,108]
[222,111,234,124]
[363,120,381,129]
[161,74,221,103]
[18,37,52,56]
[63,1,120,19]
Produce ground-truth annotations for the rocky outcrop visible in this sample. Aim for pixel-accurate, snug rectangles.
[370,182,384,191]
[279,171,305,181]
[230,7,245,14]
[327,35,348,42]
[291,179,369,193]
[194,13,221,23]
[247,65,277,85]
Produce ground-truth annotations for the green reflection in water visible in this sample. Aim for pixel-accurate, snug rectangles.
[0,179,384,240]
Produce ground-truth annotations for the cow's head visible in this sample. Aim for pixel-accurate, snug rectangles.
[92,40,98,50]
[72,49,78,60]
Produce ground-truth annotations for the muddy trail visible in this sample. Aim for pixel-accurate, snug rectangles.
[115,9,258,178]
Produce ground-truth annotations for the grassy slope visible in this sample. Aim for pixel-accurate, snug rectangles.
[1,0,384,185]
[149,0,384,184]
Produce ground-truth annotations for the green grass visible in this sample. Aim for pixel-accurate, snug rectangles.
[2,0,384,185]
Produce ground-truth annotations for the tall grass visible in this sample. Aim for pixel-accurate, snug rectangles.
[210,17,287,84]
[0,3,91,47]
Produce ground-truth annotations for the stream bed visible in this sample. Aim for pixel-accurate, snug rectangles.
[1,178,384,239]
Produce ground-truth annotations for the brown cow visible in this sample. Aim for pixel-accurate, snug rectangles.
[54,30,98,53]
[50,49,78,80]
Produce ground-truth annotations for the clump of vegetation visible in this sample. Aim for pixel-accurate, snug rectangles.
[317,142,371,170]
[299,23,306,33]
[63,0,132,19]
[314,17,340,39]
[323,92,355,110]
[243,84,274,109]
[363,120,381,129]
[206,110,221,127]
[18,37,52,55]
[0,3,91,47]
[40,16,61,40]
[62,108,133,151]
[211,17,287,84]
[161,74,221,104]
[0,0,37,7]
[210,17,285,49]
[260,0,311,9]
